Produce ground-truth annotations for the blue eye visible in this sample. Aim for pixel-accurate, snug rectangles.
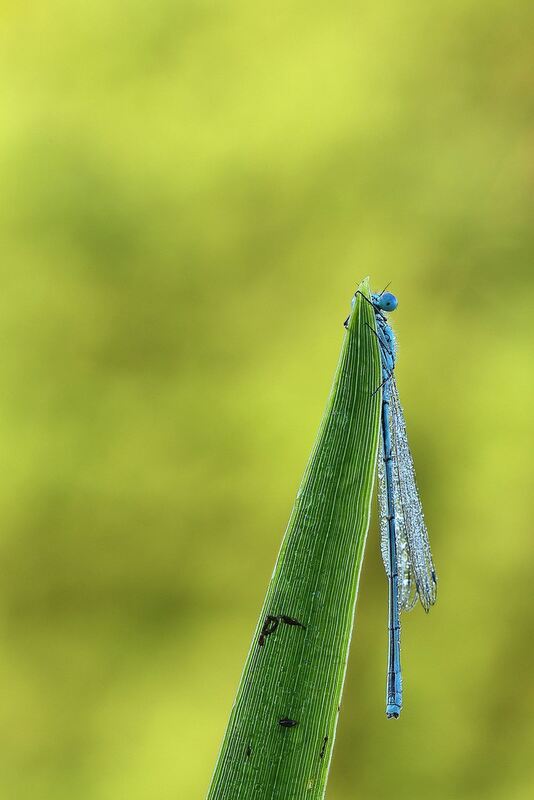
[376,292,398,312]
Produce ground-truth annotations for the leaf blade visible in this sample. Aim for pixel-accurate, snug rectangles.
[207,278,381,799]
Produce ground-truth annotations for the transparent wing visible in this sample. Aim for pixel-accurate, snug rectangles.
[378,425,416,612]
[389,376,437,612]
[377,433,389,572]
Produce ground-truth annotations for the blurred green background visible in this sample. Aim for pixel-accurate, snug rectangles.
[0,2,533,799]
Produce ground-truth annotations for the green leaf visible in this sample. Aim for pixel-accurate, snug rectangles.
[207,278,382,799]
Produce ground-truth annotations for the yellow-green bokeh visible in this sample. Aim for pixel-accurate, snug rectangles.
[0,2,532,799]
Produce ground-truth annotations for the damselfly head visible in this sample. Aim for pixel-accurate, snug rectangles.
[373,291,398,313]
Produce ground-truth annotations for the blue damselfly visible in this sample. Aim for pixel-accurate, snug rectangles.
[346,287,437,718]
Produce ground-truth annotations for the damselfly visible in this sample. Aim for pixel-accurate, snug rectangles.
[346,287,437,718]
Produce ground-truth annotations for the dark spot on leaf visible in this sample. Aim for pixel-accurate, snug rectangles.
[278,717,298,728]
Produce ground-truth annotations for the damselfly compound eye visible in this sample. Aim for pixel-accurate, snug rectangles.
[377,292,398,312]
